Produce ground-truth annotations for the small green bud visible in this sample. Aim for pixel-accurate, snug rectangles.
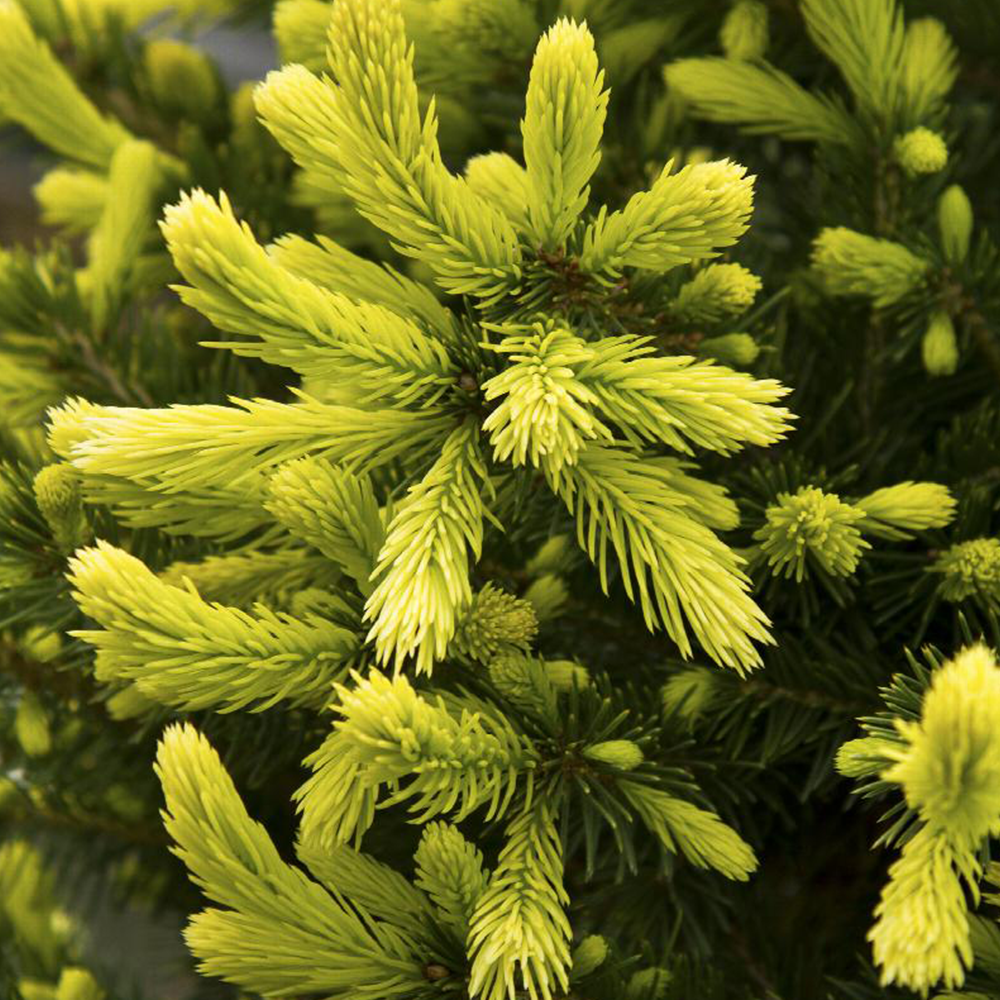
[56,969,105,1000]
[433,0,538,63]
[937,184,973,265]
[893,127,948,175]
[754,486,869,582]
[720,0,768,61]
[835,736,896,779]
[673,263,762,325]
[33,463,90,553]
[696,332,760,366]
[931,538,1000,604]
[627,967,672,999]
[145,40,219,121]
[15,691,52,757]
[19,625,62,663]
[583,739,644,770]
[921,310,958,376]
[571,935,609,978]
[451,584,538,663]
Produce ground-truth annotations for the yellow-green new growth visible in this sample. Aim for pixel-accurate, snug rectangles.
[800,0,904,119]
[894,127,948,175]
[869,826,971,994]
[265,458,384,594]
[720,1,769,61]
[755,486,869,581]
[33,169,108,233]
[482,324,610,480]
[899,18,958,122]
[672,263,762,324]
[867,645,1000,993]
[255,0,522,302]
[522,18,608,249]
[297,670,535,848]
[414,821,489,938]
[161,189,457,407]
[144,39,219,121]
[665,58,855,147]
[0,1,131,168]
[363,421,488,674]
[468,801,572,1000]
[155,724,430,999]
[619,782,757,881]
[885,645,1000,850]
[581,159,755,274]
[812,227,930,307]
[931,538,1000,604]
[68,541,359,713]
[557,446,773,672]
[451,584,539,664]
[854,481,956,539]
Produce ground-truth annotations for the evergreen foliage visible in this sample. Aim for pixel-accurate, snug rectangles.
[0,0,999,998]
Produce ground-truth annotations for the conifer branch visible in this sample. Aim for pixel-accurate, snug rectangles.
[581,159,755,275]
[468,799,571,1000]
[49,395,454,492]
[156,724,432,999]
[364,420,489,674]
[69,542,359,713]
[522,18,608,250]
[552,445,772,672]
[162,190,457,405]
[255,0,523,302]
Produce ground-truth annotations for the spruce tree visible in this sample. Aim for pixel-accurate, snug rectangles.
[1,1,999,999]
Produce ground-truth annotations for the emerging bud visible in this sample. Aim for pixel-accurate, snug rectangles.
[697,332,760,366]
[33,463,90,554]
[571,935,609,978]
[55,968,105,1000]
[894,126,948,175]
[812,227,929,307]
[921,311,959,377]
[144,40,220,121]
[661,666,723,724]
[34,168,107,233]
[583,739,644,770]
[626,967,673,999]
[452,584,539,663]
[15,691,52,758]
[754,486,869,582]
[931,538,1000,604]
[673,263,762,324]
[720,0,769,61]
[937,184,973,265]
